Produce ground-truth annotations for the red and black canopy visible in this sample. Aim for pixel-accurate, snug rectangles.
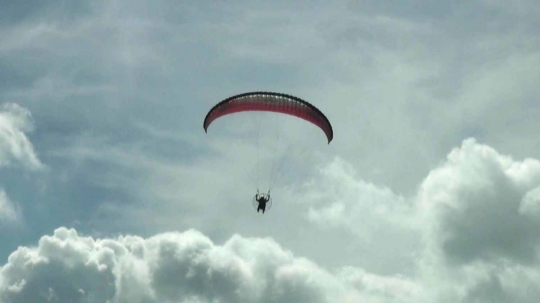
[203,92,333,143]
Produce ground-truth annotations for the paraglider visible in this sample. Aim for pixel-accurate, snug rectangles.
[204,91,333,213]
[254,190,271,214]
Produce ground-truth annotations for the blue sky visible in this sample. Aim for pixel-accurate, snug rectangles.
[1,1,540,302]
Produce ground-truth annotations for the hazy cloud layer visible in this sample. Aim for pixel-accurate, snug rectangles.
[1,0,539,302]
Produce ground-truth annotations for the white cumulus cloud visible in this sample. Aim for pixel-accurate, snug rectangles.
[296,138,540,302]
[418,138,540,265]
[0,227,421,303]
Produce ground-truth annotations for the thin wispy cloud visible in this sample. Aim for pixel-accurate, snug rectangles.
[0,103,42,170]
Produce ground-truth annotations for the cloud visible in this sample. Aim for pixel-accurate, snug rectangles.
[0,189,19,223]
[415,138,540,302]
[0,103,43,170]
[519,186,540,218]
[303,138,540,267]
[418,138,540,265]
[0,103,43,224]
[297,138,540,302]
[3,139,540,302]
[295,157,420,273]
[301,157,413,234]
[0,227,420,303]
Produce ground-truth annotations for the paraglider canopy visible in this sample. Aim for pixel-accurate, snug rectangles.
[203,91,333,143]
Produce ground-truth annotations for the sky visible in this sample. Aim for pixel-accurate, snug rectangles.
[0,0,540,302]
